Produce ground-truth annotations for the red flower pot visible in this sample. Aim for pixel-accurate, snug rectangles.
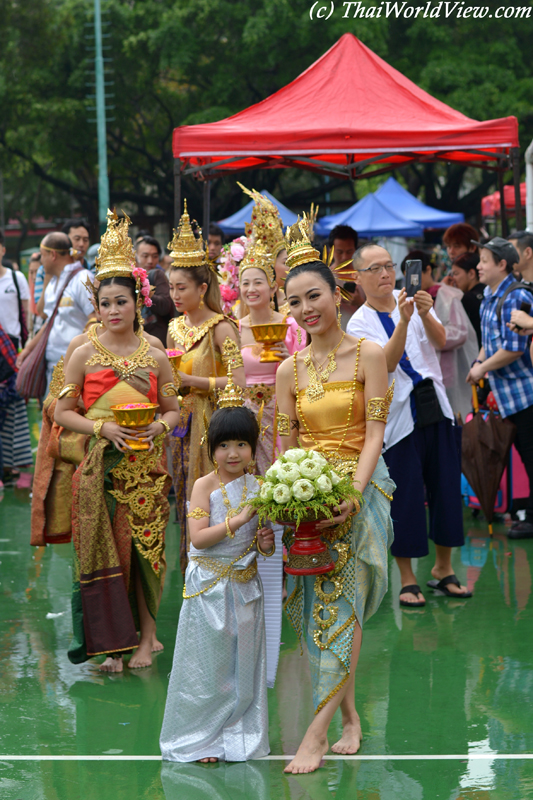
[282,518,335,576]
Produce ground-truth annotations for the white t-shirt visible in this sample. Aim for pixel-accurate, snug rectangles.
[347,291,453,451]
[0,268,30,339]
[43,262,94,365]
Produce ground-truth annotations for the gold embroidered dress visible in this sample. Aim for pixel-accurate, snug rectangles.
[68,328,170,663]
[284,344,395,713]
[168,314,238,572]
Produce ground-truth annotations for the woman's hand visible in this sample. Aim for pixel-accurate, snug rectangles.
[177,370,191,387]
[316,500,355,528]
[16,349,29,368]
[257,527,275,553]
[135,421,168,444]
[270,341,290,360]
[98,421,139,451]
[507,308,533,335]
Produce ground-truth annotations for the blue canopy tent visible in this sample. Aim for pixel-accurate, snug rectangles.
[315,193,424,239]
[217,189,298,237]
[374,177,464,228]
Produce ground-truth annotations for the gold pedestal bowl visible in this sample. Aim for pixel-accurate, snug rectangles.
[110,403,160,451]
[166,349,185,398]
[250,323,288,363]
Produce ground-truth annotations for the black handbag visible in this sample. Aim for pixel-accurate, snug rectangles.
[412,378,445,428]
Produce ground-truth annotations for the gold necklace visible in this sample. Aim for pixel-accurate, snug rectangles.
[303,331,346,403]
[294,338,364,457]
[219,473,249,519]
[85,325,159,379]
[249,305,274,326]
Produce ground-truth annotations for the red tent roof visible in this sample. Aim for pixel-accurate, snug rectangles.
[482,183,526,216]
[173,34,519,179]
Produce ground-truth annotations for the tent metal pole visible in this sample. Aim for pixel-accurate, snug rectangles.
[174,159,181,226]
[512,147,523,230]
[498,167,508,237]
[203,179,211,233]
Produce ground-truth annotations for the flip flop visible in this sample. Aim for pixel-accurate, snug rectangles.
[427,575,472,598]
[399,584,426,607]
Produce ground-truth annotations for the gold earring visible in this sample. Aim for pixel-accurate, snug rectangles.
[213,458,219,474]
[297,327,302,345]
[248,457,256,471]
[270,298,275,310]
[336,300,342,329]
[199,295,205,309]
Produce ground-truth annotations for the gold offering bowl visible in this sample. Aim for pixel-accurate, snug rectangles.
[165,349,183,372]
[110,403,160,450]
[250,323,288,363]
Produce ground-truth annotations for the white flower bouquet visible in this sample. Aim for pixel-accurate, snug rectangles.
[252,447,361,527]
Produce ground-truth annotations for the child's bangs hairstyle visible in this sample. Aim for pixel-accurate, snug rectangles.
[207,407,259,462]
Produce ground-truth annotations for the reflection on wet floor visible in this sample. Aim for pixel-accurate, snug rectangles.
[1,476,533,799]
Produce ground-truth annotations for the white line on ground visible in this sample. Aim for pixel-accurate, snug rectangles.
[0,754,531,762]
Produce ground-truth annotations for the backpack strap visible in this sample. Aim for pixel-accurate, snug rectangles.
[496,282,533,323]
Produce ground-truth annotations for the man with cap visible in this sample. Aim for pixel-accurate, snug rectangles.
[466,237,533,539]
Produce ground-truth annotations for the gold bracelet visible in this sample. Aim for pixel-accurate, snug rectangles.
[257,541,276,558]
[158,418,171,435]
[225,515,235,539]
[352,498,361,515]
[93,419,106,439]
[209,376,216,395]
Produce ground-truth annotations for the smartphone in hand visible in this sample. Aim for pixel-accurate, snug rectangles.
[405,260,423,298]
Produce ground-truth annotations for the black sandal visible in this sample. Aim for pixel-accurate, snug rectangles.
[426,575,472,598]
[399,584,426,607]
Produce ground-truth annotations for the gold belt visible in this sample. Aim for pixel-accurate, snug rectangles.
[326,453,360,478]
[244,384,276,405]
[191,556,258,583]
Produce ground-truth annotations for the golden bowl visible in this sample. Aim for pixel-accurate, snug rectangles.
[166,349,183,371]
[110,403,160,450]
[250,323,288,363]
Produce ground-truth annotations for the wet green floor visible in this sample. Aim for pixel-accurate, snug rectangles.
[1,432,533,797]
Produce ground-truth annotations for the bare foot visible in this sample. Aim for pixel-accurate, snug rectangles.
[128,640,152,669]
[198,757,218,763]
[152,636,164,653]
[331,717,362,755]
[430,567,469,595]
[284,730,328,774]
[99,656,123,673]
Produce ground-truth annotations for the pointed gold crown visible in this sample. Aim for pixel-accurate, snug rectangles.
[168,199,208,269]
[217,366,244,408]
[238,182,286,258]
[285,211,321,273]
[238,237,276,287]
[94,209,136,281]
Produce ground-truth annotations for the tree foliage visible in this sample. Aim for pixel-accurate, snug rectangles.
[0,0,531,240]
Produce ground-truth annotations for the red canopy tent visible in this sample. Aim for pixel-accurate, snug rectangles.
[482,182,526,216]
[172,33,521,230]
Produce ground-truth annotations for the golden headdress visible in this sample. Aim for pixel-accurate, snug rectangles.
[94,209,136,281]
[168,200,209,270]
[238,182,285,258]
[284,210,321,273]
[217,366,244,408]
[238,238,276,287]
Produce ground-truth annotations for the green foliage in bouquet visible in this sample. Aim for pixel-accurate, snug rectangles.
[251,448,362,528]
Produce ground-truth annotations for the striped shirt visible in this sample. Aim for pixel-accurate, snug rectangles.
[480,273,533,418]
[33,265,45,303]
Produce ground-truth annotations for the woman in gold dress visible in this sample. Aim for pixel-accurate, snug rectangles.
[166,202,245,573]
[55,211,180,672]
[275,221,395,773]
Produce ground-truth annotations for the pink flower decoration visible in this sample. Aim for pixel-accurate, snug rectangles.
[230,242,245,261]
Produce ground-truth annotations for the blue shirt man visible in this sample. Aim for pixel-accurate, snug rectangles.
[467,237,533,538]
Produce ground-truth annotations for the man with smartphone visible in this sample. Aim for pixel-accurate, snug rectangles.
[466,237,533,539]
[348,243,470,607]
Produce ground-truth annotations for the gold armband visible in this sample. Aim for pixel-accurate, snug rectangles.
[159,382,179,398]
[277,410,290,437]
[366,382,394,423]
[221,337,244,371]
[93,419,106,439]
[208,376,216,395]
[187,507,210,520]
[158,418,171,435]
[58,383,82,400]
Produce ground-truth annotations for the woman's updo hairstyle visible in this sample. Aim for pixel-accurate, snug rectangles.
[284,260,337,294]
[97,276,141,332]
